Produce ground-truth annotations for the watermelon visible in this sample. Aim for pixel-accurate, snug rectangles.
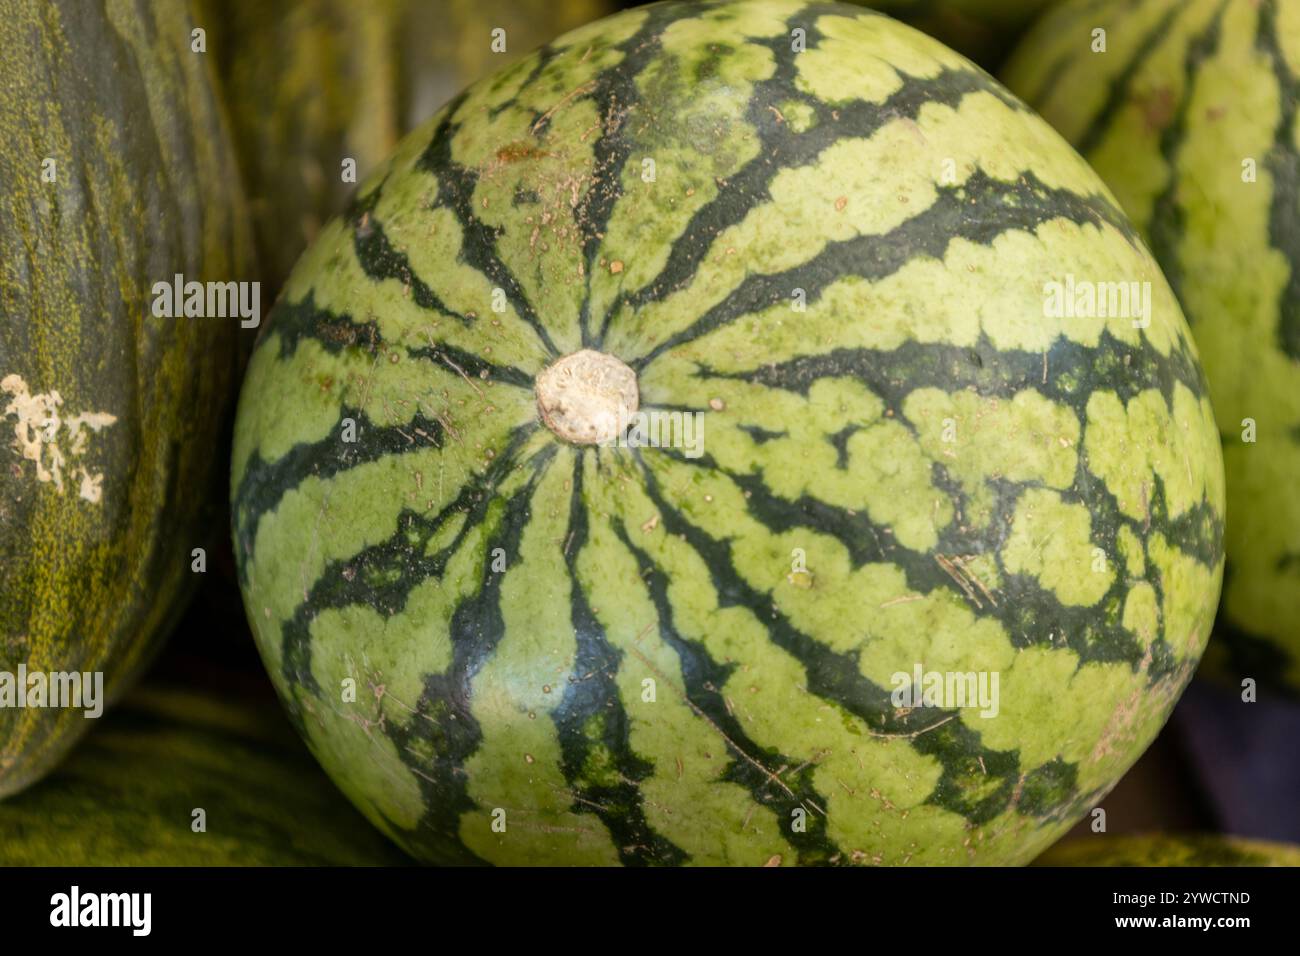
[1036,833,1300,867]
[1002,0,1300,695]
[0,679,407,865]
[206,0,614,293]
[860,0,1057,66]
[232,0,1225,865]
[0,0,254,796]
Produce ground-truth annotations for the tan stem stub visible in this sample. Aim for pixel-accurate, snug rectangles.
[535,349,638,446]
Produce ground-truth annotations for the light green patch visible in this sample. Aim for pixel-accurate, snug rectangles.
[295,652,426,833]
[1158,0,1296,666]
[298,573,478,831]
[796,10,966,106]
[905,387,1079,499]
[813,739,968,865]
[286,209,553,378]
[779,98,816,133]
[956,806,1073,867]
[1085,385,1223,524]
[973,646,1140,790]
[645,368,952,553]
[1082,0,1223,231]
[299,499,505,728]
[372,168,562,368]
[247,443,498,639]
[618,89,1181,374]
[856,584,1015,687]
[1004,0,1273,683]
[1002,487,1114,607]
[1122,582,1159,646]
[1148,532,1220,661]
[1116,524,1145,578]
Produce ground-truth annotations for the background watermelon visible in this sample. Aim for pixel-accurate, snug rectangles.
[0,674,406,865]
[860,0,1058,66]
[205,0,615,294]
[232,0,1225,866]
[1002,0,1300,695]
[1036,832,1300,866]
[0,0,254,796]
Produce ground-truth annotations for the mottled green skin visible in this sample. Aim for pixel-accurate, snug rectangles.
[207,0,614,294]
[1003,0,1300,695]
[1036,833,1300,867]
[233,0,1224,865]
[0,683,407,865]
[0,0,254,796]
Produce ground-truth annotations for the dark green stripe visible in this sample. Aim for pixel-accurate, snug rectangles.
[348,181,475,327]
[396,469,552,866]
[1207,610,1300,699]
[599,35,1028,345]
[273,426,545,696]
[570,6,678,347]
[232,405,447,586]
[660,443,1174,675]
[236,300,535,567]
[632,169,1138,370]
[612,517,841,864]
[632,450,1048,828]
[414,95,559,356]
[551,458,688,865]
[267,290,381,359]
[696,328,1206,416]
[405,341,535,389]
[1073,0,1191,158]
[1257,0,1300,362]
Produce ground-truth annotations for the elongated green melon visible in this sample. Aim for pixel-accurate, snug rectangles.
[233,0,1224,866]
[1002,0,1300,695]
[205,0,614,294]
[0,0,255,796]
[0,680,406,865]
[1036,833,1300,866]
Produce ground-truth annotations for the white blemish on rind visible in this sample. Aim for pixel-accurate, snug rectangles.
[2,373,117,502]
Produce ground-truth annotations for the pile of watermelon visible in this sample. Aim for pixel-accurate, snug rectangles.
[1,0,1296,867]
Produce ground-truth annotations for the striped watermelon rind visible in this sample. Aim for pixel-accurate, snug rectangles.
[233,0,1224,865]
[205,0,615,294]
[1002,0,1300,694]
[1035,833,1300,867]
